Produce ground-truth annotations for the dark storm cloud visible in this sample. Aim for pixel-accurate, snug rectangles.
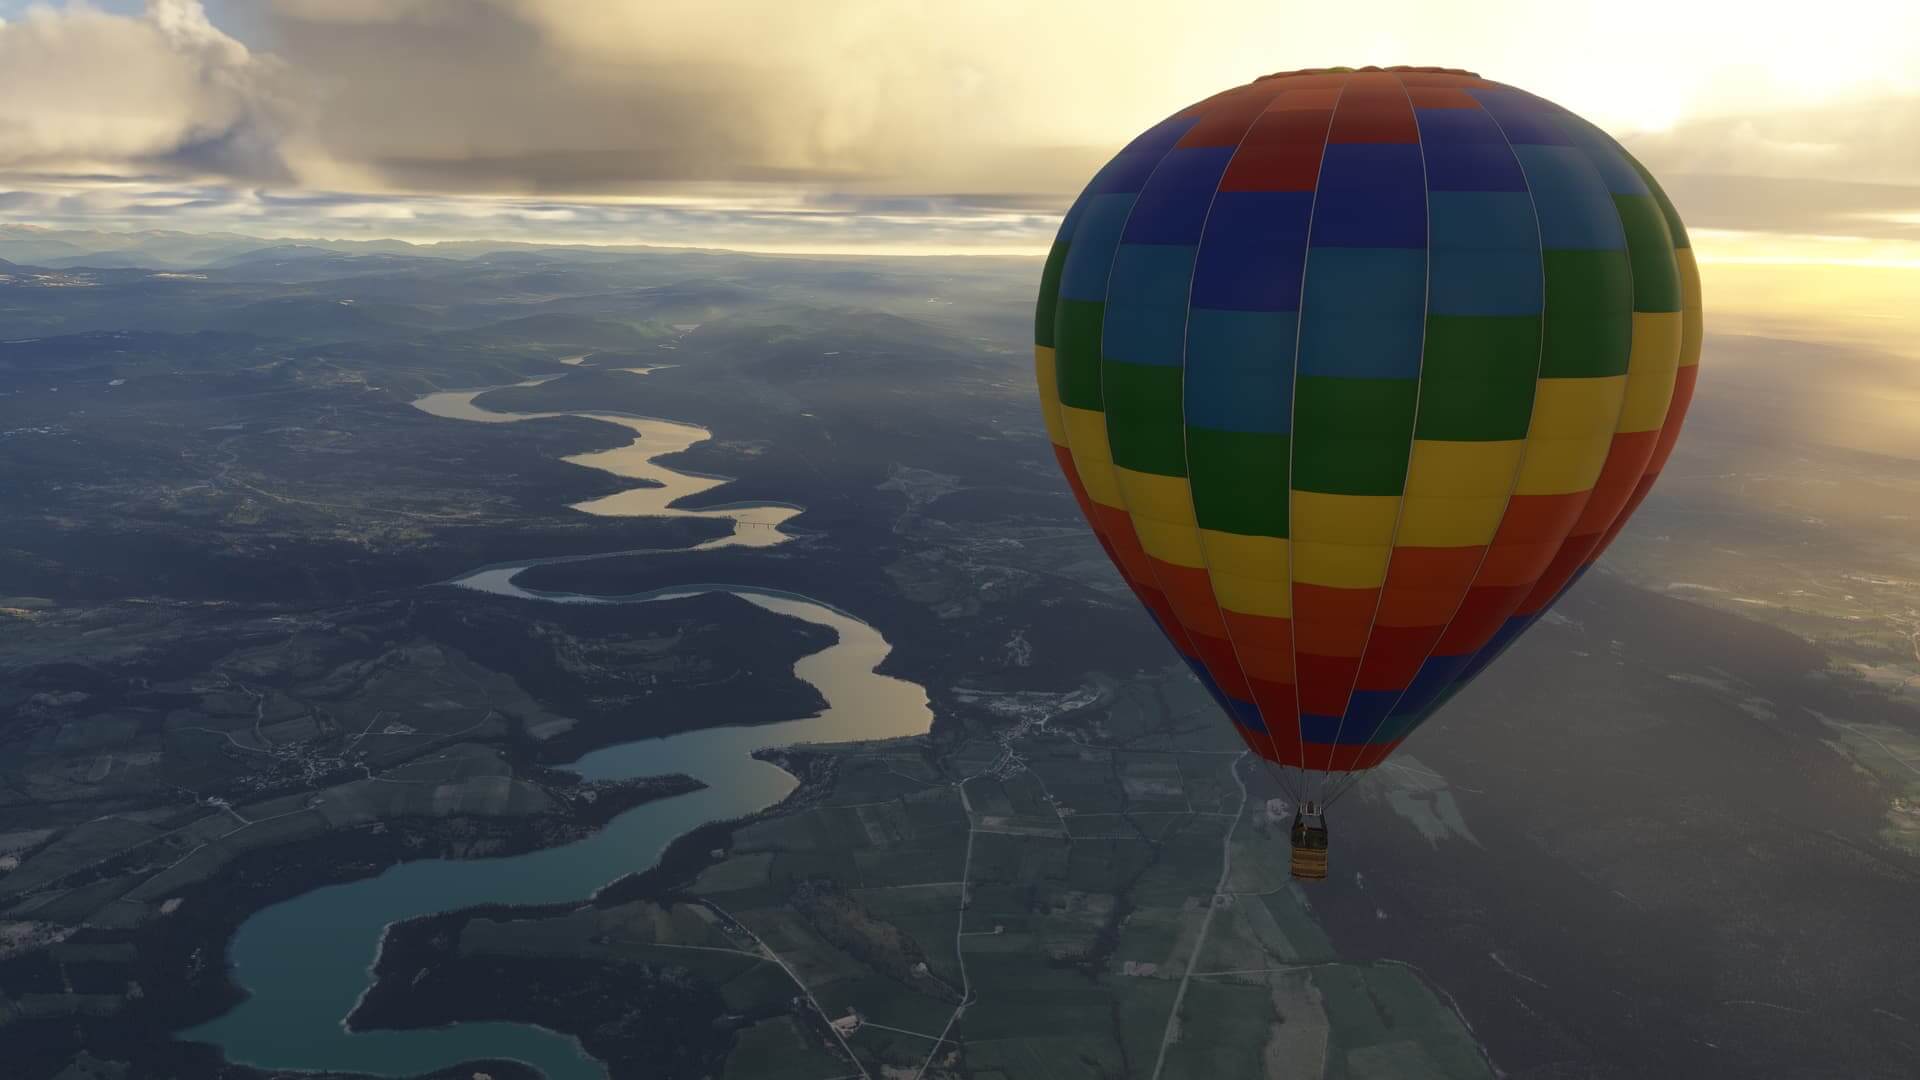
[260,1,806,191]
[2,1,1917,252]
[1,0,949,195]
[141,122,293,186]
[247,0,1113,198]
[0,0,291,183]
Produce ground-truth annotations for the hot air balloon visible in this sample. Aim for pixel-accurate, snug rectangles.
[1033,66,1701,878]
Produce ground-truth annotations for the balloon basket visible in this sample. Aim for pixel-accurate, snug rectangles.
[1289,811,1329,881]
[1289,845,1329,880]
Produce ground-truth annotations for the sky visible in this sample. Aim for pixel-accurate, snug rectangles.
[1,0,1919,288]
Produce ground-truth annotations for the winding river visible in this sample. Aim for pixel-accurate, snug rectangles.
[180,368,933,1079]
[411,376,801,538]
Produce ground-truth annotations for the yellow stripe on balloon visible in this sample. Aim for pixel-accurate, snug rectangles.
[1515,437,1617,495]
[1397,494,1510,547]
[1291,491,1399,545]
[1617,311,1681,433]
[1114,467,1207,568]
[1131,514,1208,568]
[1514,375,1627,494]
[1677,247,1703,368]
[1060,406,1126,509]
[1116,467,1199,526]
[1210,569,1294,618]
[1034,345,1069,447]
[1202,530,1291,618]
[1404,440,1525,497]
[1526,376,1629,440]
[1292,540,1392,589]
[1200,529,1290,580]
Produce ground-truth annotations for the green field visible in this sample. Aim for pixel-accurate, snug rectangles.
[642,663,1496,1078]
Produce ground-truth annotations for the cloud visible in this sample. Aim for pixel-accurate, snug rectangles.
[1,0,1919,255]
[7,1,1920,206]
[251,0,1126,197]
[1621,98,1920,246]
[241,0,1920,201]
[0,177,1061,255]
[1656,175,1920,244]
[0,0,289,182]
[1625,96,1920,190]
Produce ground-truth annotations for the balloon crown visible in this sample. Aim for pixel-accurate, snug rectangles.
[1256,65,1482,80]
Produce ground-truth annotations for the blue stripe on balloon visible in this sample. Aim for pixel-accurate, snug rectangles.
[1184,308,1299,433]
[1058,193,1137,301]
[1123,146,1237,245]
[1414,107,1528,192]
[1309,143,1428,247]
[1102,243,1199,366]
[1189,190,1314,311]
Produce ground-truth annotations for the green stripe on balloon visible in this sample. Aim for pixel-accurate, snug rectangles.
[1613,195,1682,312]
[1291,377,1419,495]
[1188,428,1292,538]
[1540,250,1633,378]
[1052,299,1106,410]
[1103,361,1190,476]
[1415,316,1541,441]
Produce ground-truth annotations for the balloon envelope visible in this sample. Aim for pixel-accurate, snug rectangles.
[1034,66,1700,775]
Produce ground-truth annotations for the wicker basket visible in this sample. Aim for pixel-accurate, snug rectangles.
[1290,844,1329,880]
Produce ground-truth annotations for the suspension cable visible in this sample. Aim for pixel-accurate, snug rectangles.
[1249,755,1300,807]
[1322,761,1373,809]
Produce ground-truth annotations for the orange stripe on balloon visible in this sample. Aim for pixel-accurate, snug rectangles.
[1434,584,1530,654]
[1355,623,1443,691]
[1293,584,1380,658]
[1296,653,1362,715]
[1587,357,1700,563]
[1571,429,1659,535]
[1220,611,1295,681]
[1060,464,1202,660]
[1302,740,1401,772]
[1517,428,1664,612]
[1377,545,1484,626]
[1642,364,1698,478]
[1149,558,1234,640]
